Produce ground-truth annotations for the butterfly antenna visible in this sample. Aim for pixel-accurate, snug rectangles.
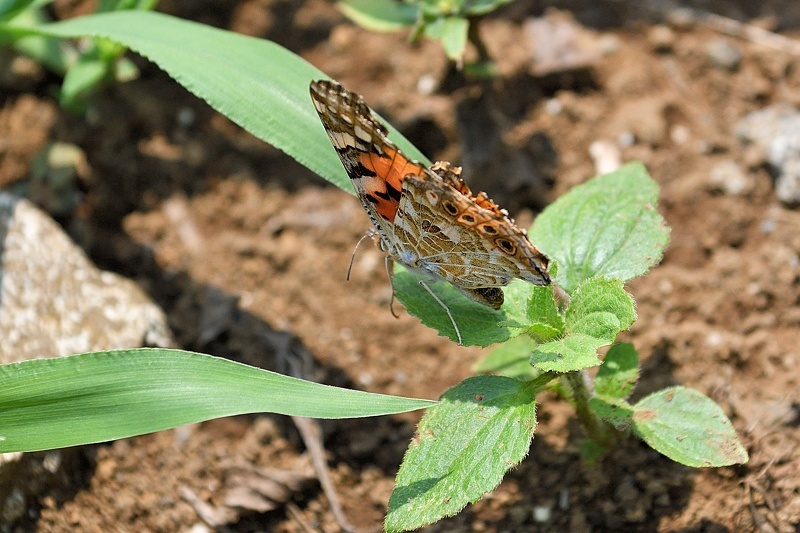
[418,280,463,346]
[346,230,375,281]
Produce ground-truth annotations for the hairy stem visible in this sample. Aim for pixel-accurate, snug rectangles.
[563,371,617,448]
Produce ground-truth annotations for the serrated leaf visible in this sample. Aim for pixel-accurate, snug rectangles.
[595,343,639,400]
[567,278,636,332]
[392,270,534,347]
[530,278,635,372]
[386,376,538,532]
[589,396,634,430]
[473,335,542,381]
[526,284,564,341]
[0,349,435,453]
[529,162,669,293]
[632,387,749,467]
[531,334,604,372]
[338,0,418,32]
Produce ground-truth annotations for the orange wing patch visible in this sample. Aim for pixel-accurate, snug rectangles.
[358,147,426,222]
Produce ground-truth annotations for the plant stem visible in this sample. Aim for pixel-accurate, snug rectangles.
[563,371,617,448]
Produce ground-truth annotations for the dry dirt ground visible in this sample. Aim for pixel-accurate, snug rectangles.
[1,0,799,531]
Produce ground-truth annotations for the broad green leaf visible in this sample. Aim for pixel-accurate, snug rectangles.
[589,396,634,429]
[566,278,636,334]
[423,16,468,60]
[392,270,538,347]
[632,387,748,467]
[530,278,635,372]
[2,10,429,191]
[338,0,418,32]
[595,343,639,400]
[0,349,434,453]
[473,335,543,381]
[526,284,564,341]
[386,376,540,532]
[529,162,669,293]
[531,333,604,372]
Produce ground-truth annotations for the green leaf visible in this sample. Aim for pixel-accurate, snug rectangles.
[632,387,749,467]
[526,284,564,341]
[0,349,435,453]
[386,376,539,532]
[595,343,639,400]
[392,269,535,347]
[589,396,634,430]
[530,278,635,372]
[0,0,49,23]
[567,278,636,334]
[59,45,112,111]
[338,0,418,32]
[2,10,429,191]
[422,16,468,60]
[529,162,670,294]
[461,0,514,16]
[531,334,604,373]
[473,335,542,381]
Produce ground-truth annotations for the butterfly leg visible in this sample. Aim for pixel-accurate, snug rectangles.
[384,256,401,319]
[418,280,463,346]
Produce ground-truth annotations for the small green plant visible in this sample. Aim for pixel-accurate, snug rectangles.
[0,11,748,533]
[339,0,512,72]
[1,0,157,112]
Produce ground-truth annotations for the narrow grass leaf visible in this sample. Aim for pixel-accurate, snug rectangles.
[632,386,749,467]
[4,10,429,191]
[0,349,434,453]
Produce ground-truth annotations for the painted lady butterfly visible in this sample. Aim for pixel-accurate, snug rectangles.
[310,80,550,343]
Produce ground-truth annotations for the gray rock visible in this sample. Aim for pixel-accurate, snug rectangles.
[0,194,174,526]
[736,105,800,205]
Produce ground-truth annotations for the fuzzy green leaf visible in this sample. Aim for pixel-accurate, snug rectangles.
[529,162,669,294]
[530,278,635,372]
[393,270,537,347]
[632,387,749,467]
[589,396,634,430]
[0,349,434,453]
[386,376,540,532]
[526,284,564,341]
[473,335,542,381]
[595,343,639,400]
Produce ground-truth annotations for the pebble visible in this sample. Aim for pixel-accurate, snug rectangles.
[736,105,800,205]
[647,25,675,53]
[708,159,751,195]
[706,38,742,71]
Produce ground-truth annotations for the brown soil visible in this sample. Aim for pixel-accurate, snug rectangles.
[2,0,799,531]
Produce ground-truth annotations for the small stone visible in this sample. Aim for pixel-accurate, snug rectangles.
[706,38,742,71]
[648,25,675,53]
[708,160,751,195]
[533,505,552,522]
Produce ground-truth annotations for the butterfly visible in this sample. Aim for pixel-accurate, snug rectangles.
[310,79,550,344]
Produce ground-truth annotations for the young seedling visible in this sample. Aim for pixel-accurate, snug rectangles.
[338,0,512,73]
[384,163,749,531]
